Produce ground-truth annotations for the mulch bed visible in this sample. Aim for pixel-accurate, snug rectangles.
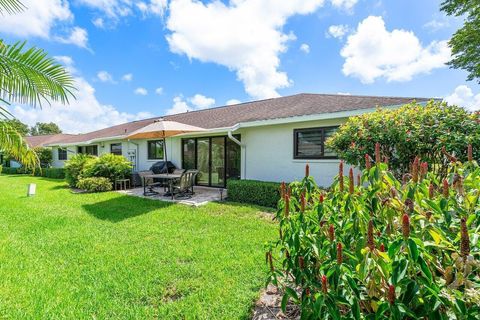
[252,285,300,320]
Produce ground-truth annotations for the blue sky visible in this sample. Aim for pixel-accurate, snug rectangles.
[1,0,479,133]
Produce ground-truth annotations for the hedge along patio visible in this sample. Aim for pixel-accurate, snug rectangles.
[0,174,276,319]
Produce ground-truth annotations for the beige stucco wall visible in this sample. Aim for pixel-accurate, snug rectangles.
[235,117,356,187]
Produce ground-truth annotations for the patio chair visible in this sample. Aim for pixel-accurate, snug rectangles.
[173,168,186,175]
[171,170,198,199]
[186,169,199,195]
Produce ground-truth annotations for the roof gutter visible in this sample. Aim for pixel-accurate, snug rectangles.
[46,135,127,147]
[227,124,244,147]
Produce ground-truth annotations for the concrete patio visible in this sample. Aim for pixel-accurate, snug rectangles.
[117,186,227,206]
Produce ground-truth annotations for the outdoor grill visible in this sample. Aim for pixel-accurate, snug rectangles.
[149,161,176,174]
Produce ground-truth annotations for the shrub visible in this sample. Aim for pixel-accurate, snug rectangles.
[227,179,281,208]
[77,177,112,193]
[0,164,2,174]
[64,154,95,187]
[1,167,18,174]
[43,168,66,179]
[267,148,480,319]
[326,101,480,178]
[82,153,132,183]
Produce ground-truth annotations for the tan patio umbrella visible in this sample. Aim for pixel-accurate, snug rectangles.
[127,119,206,174]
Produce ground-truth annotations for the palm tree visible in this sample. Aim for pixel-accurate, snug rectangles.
[0,0,74,169]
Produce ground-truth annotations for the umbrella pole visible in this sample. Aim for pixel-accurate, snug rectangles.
[164,134,168,175]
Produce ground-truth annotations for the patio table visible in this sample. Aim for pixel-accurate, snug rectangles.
[142,173,182,200]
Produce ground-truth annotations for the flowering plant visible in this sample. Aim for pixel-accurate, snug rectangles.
[267,146,479,319]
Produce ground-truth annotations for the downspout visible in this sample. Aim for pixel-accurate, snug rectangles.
[227,124,246,180]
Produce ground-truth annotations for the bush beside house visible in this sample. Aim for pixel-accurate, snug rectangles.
[327,101,480,178]
[227,179,281,208]
[65,154,131,192]
[76,177,113,193]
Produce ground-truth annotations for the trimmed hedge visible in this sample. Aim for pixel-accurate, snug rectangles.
[0,167,65,179]
[42,168,66,179]
[227,179,281,208]
[1,167,20,174]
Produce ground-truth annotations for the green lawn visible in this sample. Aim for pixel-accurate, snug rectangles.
[0,175,276,319]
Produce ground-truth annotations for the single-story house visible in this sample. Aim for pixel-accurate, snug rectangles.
[24,93,430,187]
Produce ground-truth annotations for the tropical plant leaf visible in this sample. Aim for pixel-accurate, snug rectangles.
[0,121,38,169]
[0,0,25,15]
[0,40,75,108]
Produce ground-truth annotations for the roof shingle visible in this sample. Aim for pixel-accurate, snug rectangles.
[44,93,432,145]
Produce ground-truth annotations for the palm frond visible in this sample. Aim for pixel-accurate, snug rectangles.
[0,0,25,15]
[0,121,38,169]
[0,41,75,108]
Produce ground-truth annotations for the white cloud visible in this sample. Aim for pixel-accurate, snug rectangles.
[92,17,105,28]
[0,0,72,38]
[149,0,168,16]
[166,94,216,115]
[226,99,241,105]
[121,73,133,81]
[9,57,153,134]
[54,56,75,70]
[165,0,326,99]
[330,0,358,11]
[78,0,167,19]
[134,87,148,95]
[97,71,115,83]
[424,18,450,32]
[327,24,349,39]
[56,27,89,49]
[189,94,215,109]
[340,16,451,83]
[444,85,480,112]
[336,92,351,95]
[155,87,164,95]
[300,43,310,54]
[166,96,191,115]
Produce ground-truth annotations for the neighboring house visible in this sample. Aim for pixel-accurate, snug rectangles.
[3,134,75,168]
[25,93,431,187]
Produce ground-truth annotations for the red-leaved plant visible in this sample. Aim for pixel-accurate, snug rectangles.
[266,145,479,319]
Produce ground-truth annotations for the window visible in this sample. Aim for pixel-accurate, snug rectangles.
[147,140,164,160]
[110,143,122,156]
[58,148,67,161]
[77,145,98,156]
[293,126,338,159]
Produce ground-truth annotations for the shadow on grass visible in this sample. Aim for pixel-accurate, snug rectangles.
[82,195,173,222]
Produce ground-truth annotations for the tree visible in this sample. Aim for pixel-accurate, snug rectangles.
[1,119,29,136]
[0,0,74,169]
[30,122,62,136]
[441,0,480,82]
[34,147,53,168]
[326,101,480,178]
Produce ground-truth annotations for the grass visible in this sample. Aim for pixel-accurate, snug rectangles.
[0,175,276,319]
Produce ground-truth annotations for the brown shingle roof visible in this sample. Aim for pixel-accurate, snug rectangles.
[46,93,432,145]
[165,93,431,128]
[24,134,76,148]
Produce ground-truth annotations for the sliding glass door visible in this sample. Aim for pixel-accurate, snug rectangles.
[181,135,240,188]
[210,137,225,187]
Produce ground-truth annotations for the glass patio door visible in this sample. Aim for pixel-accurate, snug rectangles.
[181,135,240,187]
[197,138,210,185]
[210,137,225,187]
